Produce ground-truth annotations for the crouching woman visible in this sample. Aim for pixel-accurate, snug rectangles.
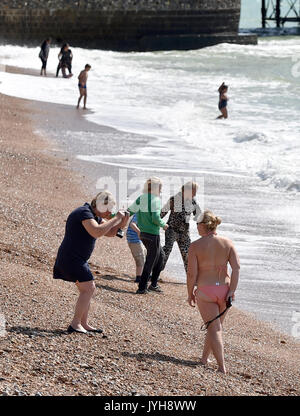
[53,191,128,334]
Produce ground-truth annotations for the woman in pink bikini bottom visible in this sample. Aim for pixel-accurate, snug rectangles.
[187,210,240,374]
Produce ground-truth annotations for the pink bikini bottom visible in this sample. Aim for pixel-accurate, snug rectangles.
[196,285,229,307]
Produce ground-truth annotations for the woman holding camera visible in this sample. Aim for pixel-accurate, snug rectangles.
[187,211,240,374]
[53,191,128,334]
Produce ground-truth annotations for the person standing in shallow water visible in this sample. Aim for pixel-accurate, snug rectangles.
[60,43,73,78]
[187,211,240,374]
[217,82,229,119]
[39,38,51,76]
[53,191,128,334]
[77,64,91,110]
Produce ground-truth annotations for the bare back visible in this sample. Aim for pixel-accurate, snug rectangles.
[190,235,239,286]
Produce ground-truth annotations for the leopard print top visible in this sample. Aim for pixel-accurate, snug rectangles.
[160,192,201,233]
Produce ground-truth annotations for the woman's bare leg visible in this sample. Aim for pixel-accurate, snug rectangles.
[197,297,226,373]
[81,298,96,331]
[70,281,95,332]
[217,107,228,120]
[200,305,227,365]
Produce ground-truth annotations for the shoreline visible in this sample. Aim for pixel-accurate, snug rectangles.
[25,93,300,339]
[0,92,299,396]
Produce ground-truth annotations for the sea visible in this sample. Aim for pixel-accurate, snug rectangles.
[0,0,299,338]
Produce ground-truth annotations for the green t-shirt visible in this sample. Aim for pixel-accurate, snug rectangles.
[128,193,166,235]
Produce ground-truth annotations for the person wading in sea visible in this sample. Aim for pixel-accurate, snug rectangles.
[217,82,229,119]
[77,64,91,110]
[39,38,51,76]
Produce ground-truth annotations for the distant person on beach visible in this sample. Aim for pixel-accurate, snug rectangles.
[57,43,73,78]
[161,181,201,274]
[77,64,91,110]
[126,213,146,283]
[187,210,240,374]
[53,191,128,334]
[217,82,229,119]
[39,38,51,76]
[128,177,168,294]
[56,44,66,77]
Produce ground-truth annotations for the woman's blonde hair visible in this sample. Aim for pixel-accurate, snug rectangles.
[91,191,116,212]
[143,177,163,195]
[198,210,221,231]
[181,181,199,193]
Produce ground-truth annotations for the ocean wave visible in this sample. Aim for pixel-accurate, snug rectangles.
[233,132,268,143]
[257,169,300,192]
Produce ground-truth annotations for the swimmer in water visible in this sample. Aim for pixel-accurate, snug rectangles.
[217,82,229,119]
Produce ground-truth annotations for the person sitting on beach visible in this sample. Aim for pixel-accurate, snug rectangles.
[77,64,91,110]
[161,181,201,274]
[128,177,168,294]
[187,210,240,374]
[217,82,229,119]
[39,38,51,76]
[126,213,146,284]
[53,191,128,334]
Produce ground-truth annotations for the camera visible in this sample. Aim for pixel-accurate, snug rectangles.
[116,228,124,238]
[226,296,233,308]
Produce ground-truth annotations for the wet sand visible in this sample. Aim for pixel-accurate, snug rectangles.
[0,93,299,396]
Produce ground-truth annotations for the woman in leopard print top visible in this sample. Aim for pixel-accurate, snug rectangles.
[161,182,201,273]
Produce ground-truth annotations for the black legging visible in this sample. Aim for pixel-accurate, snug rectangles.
[138,232,165,291]
[56,62,72,77]
[40,58,47,70]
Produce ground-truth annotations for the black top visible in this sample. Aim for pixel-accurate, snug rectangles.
[58,203,102,263]
[61,49,72,66]
[40,41,50,60]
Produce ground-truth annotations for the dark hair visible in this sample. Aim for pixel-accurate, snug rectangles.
[85,64,91,69]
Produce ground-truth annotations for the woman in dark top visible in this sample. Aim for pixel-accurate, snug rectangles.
[53,191,128,334]
[217,82,229,119]
[161,182,201,273]
[39,38,51,76]
[60,44,73,78]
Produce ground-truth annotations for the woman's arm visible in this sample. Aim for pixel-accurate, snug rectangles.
[160,198,171,219]
[82,212,125,239]
[227,244,240,300]
[187,243,198,307]
[218,82,225,93]
[130,221,141,237]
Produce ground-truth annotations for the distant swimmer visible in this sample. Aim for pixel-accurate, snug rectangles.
[217,82,229,119]
[77,64,91,110]
[39,38,51,76]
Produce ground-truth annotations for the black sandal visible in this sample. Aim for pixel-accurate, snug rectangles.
[87,328,103,334]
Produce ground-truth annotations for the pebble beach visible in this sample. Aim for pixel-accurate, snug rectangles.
[0,93,299,396]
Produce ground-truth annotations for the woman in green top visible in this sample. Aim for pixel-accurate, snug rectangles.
[128,177,168,294]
